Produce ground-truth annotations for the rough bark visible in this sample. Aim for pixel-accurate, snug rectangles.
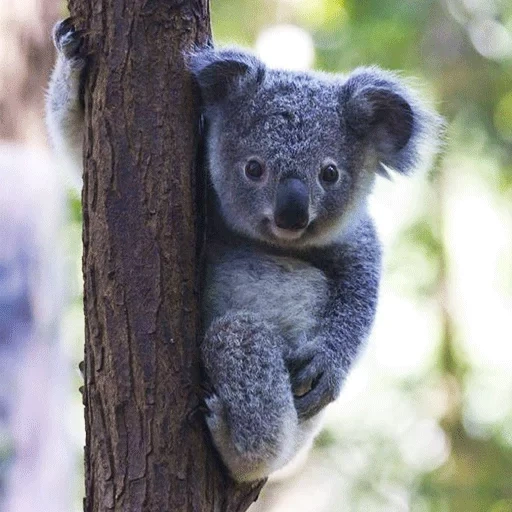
[68,0,265,510]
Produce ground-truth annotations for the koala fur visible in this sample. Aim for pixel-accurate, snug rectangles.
[46,19,442,483]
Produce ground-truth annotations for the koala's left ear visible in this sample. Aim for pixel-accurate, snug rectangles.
[188,47,265,107]
[341,67,443,176]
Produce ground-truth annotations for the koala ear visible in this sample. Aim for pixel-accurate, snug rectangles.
[341,67,443,176]
[188,47,266,106]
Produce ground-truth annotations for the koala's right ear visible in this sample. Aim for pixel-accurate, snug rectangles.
[188,47,266,106]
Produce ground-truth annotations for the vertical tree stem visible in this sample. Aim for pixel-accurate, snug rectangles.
[68,0,265,509]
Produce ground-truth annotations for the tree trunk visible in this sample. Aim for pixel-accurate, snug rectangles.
[68,0,265,510]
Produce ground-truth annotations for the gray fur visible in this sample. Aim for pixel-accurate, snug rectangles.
[193,47,442,481]
[45,19,85,173]
[46,23,442,483]
[203,242,328,339]
[202,312,324,481]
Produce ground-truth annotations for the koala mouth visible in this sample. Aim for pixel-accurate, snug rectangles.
[262,217,307,242]
[269,224,306,241]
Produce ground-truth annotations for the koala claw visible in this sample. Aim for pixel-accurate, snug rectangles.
[203,392,221,420]
[199,379,216,399]
[286,342,340,420]
[203,393,230,443]
[186,402,210,426]
[52,18,85,63]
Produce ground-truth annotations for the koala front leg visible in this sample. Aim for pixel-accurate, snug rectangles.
[201,312,299,482]
[287,218,382,420]
[46,18,86,172]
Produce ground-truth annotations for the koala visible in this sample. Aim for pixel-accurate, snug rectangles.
[46,19,442,483]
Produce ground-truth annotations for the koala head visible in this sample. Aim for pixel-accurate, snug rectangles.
[190,48,442,247]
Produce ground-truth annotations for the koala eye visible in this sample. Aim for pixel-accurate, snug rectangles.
[245,159,265,181]
[320,164,339,185]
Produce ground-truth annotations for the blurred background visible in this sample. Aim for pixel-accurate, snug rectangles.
[1,0,511,511]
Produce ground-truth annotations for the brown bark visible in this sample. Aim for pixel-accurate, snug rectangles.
[68,0,264,510]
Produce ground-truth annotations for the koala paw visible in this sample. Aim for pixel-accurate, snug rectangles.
[203,393,227,433]
[286,341,342,421]
[52,18,85,64]
[202,392,248,475]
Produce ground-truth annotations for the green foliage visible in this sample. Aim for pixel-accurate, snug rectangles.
[67,188,82,224]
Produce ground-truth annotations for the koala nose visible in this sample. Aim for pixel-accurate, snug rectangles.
[274,178,309,231]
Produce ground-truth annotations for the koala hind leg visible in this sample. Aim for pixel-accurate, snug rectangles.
[202,312,299,482]
[46,18,86,171]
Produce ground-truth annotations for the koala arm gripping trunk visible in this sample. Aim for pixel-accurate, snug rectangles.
[289,217,382,420]
[45,19,85,174]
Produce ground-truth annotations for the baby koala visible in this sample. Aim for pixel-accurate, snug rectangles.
[46,19,442,483]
